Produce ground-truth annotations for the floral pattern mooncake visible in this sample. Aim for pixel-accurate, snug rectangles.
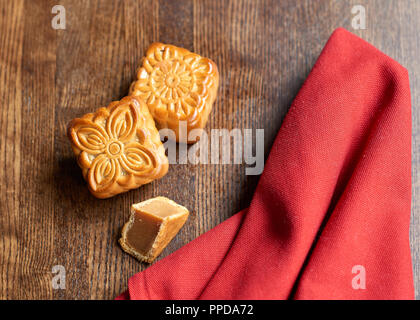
[129,43,219,144]
[67,96,168,198]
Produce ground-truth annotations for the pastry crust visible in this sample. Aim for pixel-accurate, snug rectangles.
[129,43,219,144]
[67,96,169,198]
[119,197,189,263]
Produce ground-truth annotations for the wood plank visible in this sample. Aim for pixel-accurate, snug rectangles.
[0,0,25,300]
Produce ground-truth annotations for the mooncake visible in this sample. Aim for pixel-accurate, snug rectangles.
[67,96,168,199]
[129,43,219,144]
[119,197,189,263]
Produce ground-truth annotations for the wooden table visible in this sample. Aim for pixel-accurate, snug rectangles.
[1,0,419,299]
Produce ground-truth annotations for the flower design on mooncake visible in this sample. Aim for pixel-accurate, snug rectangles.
[67,96,168,199]
[129,43,219,144]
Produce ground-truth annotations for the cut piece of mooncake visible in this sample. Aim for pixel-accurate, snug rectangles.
[129,42,219,144]
[67,96,168,199]
[119,197,189,263]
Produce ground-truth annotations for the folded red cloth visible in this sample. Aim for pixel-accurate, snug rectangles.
[116,28,414,300]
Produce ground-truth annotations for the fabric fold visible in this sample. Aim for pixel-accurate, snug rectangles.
[116,28,414,300]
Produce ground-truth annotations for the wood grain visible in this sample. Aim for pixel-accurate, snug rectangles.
[0,0,419,299]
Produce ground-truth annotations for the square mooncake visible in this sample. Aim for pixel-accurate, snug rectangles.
[129,43,219,144]
[119,197,189,263]
[67,96,169,199]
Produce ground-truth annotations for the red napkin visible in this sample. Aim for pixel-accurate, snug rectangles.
[116,28,414,300]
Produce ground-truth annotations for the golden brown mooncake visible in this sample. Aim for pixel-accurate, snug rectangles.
[129,43,219,144]
[119,197,189,263]
[67,96,169,199]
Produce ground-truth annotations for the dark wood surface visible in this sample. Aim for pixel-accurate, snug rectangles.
[0,0,419,299]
